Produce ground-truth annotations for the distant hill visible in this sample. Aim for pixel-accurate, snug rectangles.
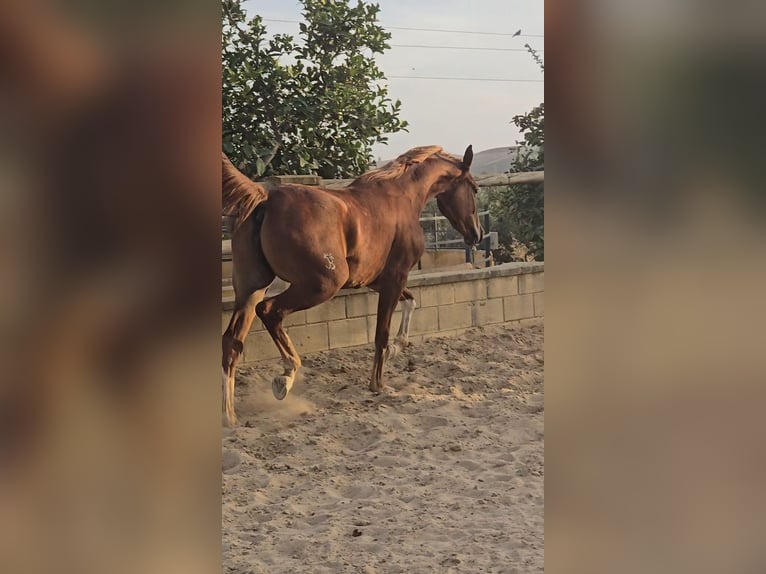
[470,147,520,176]
[375,146,521,176]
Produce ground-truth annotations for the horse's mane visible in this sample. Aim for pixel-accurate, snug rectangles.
[222,153,268,231]
[353,145,462,185]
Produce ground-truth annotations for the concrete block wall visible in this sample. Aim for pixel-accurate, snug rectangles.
[224,246,474,283]
[222,262,544,364]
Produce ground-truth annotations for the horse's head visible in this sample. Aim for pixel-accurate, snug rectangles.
[435,145,483,246]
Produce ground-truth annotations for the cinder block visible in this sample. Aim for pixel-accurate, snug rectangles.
[221,260,233,282]
[286,323,329,354]
[284,310,307,327]
[346,292,378,318]
[453,280,488,303]
[420,284,455,307]
[533,292,544,317]
[401,287,421,306]
[438,302,473,331]
[366,312,402,343]
[519,272,544,294]
[346,291,415,318]
[329,317,369,348]
[474,298,505,326]
[487,275,518,298]
[409,306,439,335]
[306,297,346,323]
[243,330,280,362]
[265,174,320,186]
[504,294,535,321]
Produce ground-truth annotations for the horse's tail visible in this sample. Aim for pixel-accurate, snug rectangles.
[222,152,268,232]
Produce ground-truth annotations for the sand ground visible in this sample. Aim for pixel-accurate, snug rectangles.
[222,321,543,574]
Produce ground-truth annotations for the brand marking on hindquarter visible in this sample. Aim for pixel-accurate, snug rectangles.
[324,253,336,270]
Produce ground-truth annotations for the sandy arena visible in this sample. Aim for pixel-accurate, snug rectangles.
[222,321,544,574]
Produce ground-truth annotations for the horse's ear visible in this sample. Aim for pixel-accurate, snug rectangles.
[462,145,474,170]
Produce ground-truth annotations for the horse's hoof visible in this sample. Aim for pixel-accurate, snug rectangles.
[272,375,291,400]
[224,413,237,427]
[385,343,400,360]
[369,381,384,393]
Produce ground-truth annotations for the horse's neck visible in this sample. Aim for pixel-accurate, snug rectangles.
[353,158,449,216]
[405,161,450,210]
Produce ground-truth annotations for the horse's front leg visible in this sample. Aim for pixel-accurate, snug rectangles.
[370,281,406,392]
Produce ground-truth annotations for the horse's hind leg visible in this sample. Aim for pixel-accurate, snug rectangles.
[257,274,347,400]
[222,289,266,426]
[222,215,274,426]
[386,288,417,359]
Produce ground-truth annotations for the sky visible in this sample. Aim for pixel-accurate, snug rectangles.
[242,0,544,160]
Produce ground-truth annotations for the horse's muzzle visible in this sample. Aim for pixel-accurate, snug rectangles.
[464,225,484,246]
[464,230,482,246]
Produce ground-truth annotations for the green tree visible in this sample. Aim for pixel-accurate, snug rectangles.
[222,0,407,179]
[489,45,544,260]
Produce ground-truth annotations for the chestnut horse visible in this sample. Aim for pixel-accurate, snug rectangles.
[222,145,482,426]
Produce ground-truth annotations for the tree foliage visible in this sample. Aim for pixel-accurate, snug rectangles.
[489,47,544,261]
[222,0,407,179]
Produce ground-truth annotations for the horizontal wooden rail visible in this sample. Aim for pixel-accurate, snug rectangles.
[475,171,544,186]
[419,210,490,223]
[320,170,543,189]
